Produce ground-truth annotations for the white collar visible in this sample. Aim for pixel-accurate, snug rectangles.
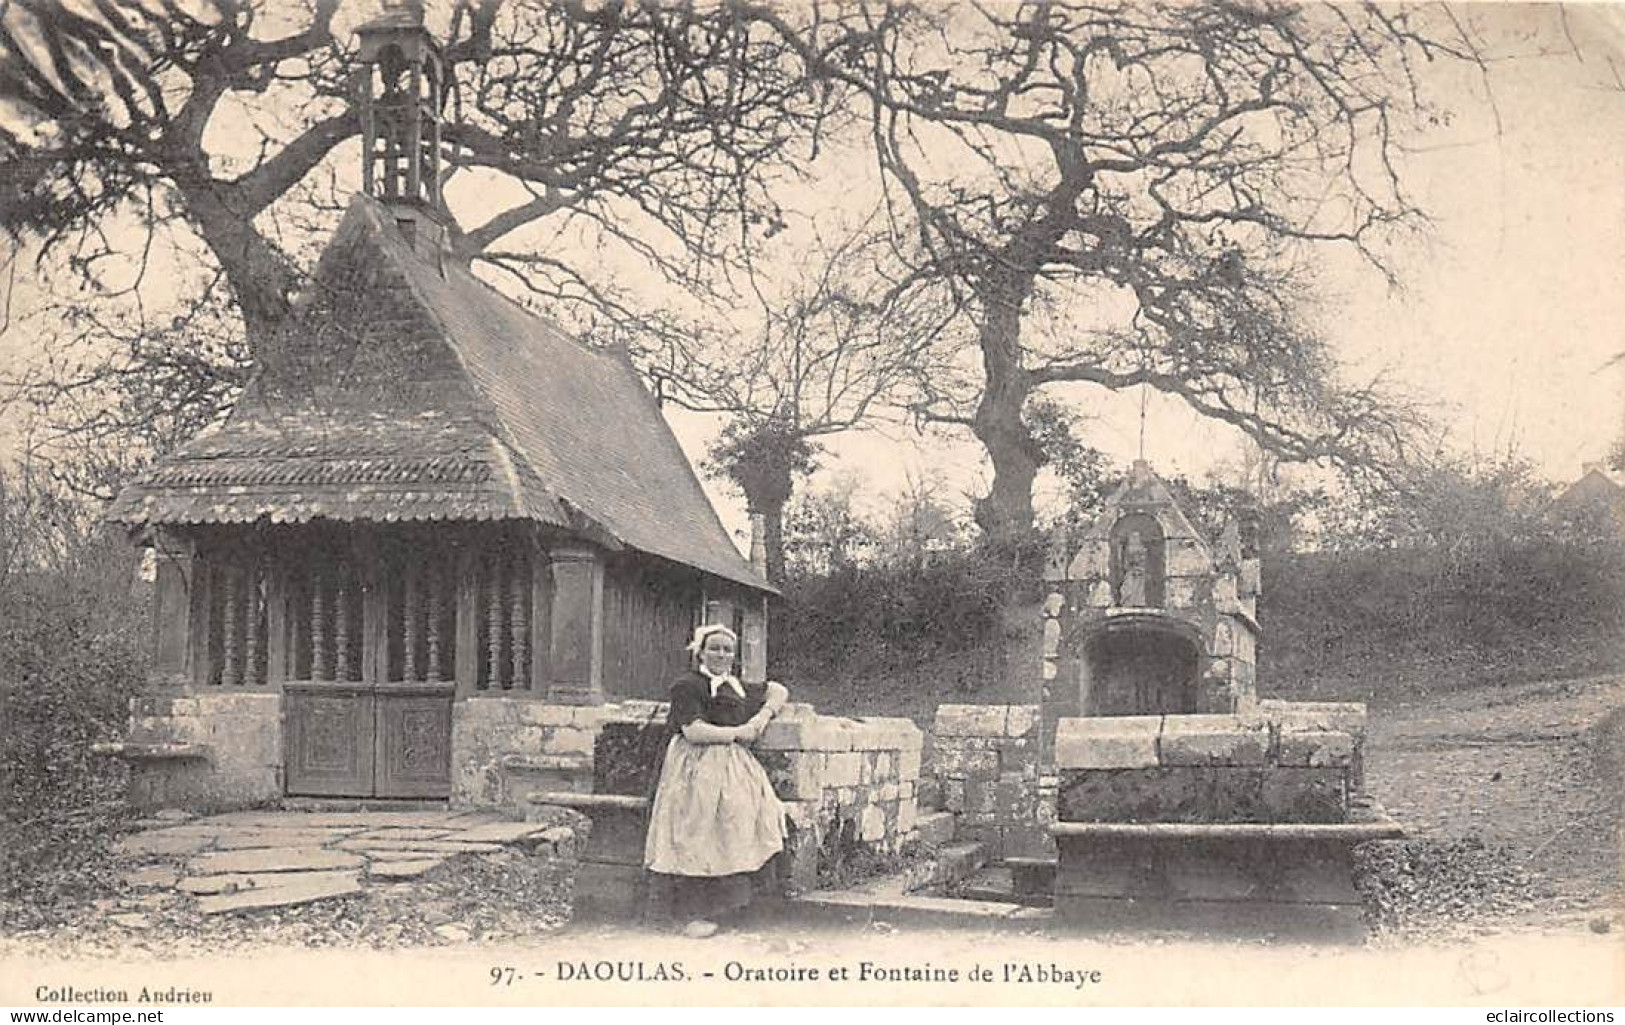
[702,668,745,699]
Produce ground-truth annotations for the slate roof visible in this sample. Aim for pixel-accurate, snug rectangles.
[108,195,770,592]
[1559,466,1625,506]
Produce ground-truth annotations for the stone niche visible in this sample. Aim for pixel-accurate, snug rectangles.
[1041,460,1261,738]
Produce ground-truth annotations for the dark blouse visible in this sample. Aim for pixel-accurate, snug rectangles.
[666,672,768,732]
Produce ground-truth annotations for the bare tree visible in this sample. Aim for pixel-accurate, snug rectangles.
[0,0,833,477]
[1,274,250,496]
[763,0,1469,542]
[782,471,878,575]
[663,223,957,582]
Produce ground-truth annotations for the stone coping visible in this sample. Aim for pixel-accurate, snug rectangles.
[527,792,648,810]
[1049,821,1402,841]
[1053,703,1366,770]
[932,704,1039,738]
[1254,700,1368,732]
[758,713,921,753]
[463,697,922,753]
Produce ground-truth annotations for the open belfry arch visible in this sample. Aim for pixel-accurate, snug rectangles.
[106,9,773,805]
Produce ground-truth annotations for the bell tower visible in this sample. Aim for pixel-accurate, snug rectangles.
[357,1,444,213]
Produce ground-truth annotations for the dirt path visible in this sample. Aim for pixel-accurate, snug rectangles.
[1364,673,1624,921]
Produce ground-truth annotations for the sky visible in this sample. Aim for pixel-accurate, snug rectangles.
[1,2,1623,543]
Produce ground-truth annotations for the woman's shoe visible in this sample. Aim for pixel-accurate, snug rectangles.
[682,919,720,939]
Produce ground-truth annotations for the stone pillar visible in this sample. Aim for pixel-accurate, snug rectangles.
[748,512,768,578]
[740,595,768,684]
[546,544,605,705]
[702,596,736,630]
[1037,589,1069,766]
[528,537,553,694]
[150,529,197,690]
[186,543,216,691]
[455,547,480,697]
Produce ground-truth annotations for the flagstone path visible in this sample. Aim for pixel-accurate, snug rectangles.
[112,809,574,915]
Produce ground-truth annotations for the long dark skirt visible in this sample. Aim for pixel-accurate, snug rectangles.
[648,858,786,924]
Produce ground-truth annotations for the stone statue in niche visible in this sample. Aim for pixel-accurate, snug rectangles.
[1109,512,1166,607]
[1118,530,1149,606]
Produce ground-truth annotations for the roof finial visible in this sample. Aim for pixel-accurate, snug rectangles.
[1137,377,1148,461]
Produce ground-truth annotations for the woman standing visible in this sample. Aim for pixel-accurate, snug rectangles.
[644,623,789,938]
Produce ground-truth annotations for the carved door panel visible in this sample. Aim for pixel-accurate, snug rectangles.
[375,688,453,798]
[285,685,376,796]
[286,686,451,798]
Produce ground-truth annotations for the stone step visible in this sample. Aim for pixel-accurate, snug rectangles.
[367,857,447,880]
[914,810,956,846]
[113,831,215,859]
[189,846,367,875]
[212,829,367,851]
[930,841,988,887]
[955,864,1015,902]
[526,791,648,811]
[1004,856,1058,900]
[335,838,505,856]
[790,889,1050,931]
[953,864,1052,908]
[915,777,943,812]
[276,798,454,814]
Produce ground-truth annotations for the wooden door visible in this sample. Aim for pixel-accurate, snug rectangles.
[374,686,454,798]
[286,686,451,798]
[281,533,455,800]
[286,684,377,796]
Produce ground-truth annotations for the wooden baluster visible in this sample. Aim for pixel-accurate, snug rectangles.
[311,566,328,682]
[403,561,419,683]
[425,557,442,684]
[486,553,504,689]
[243,558,262,687]
[335,570,351,682]
[509,551,527,690]
[221,563,241,687]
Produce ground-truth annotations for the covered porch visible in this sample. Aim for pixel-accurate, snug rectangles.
[120,519,765,807]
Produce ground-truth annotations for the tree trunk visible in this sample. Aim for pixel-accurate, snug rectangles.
[970,287,1043,543]
[179,182,302,353]
[740,478,789,586]
[727,429,799,586]
[754,497,787,585]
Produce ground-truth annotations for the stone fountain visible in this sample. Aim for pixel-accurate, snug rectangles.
[1034,460,1399,935]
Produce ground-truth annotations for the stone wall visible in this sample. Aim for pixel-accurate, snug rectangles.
[451,697,662,807]
[755,707,923,889]
[1053,703,1365,824]
[454,697,924,892]
[122,694,282,810]
[930,704,1054,858]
